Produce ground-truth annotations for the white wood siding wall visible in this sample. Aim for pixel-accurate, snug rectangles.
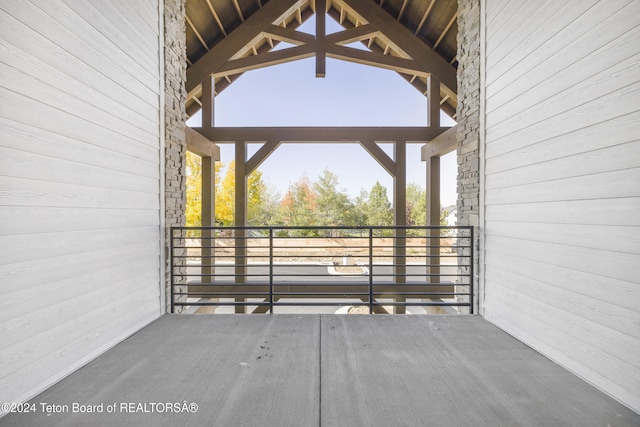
[0,0,163,406]
[482,0,640,412]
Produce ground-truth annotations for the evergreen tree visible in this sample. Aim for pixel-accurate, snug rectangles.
[365,181,393,227]
[313,169,354,227]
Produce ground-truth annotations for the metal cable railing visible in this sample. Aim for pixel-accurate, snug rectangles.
[170,226,473,314]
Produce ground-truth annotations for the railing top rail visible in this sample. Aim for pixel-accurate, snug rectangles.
[171,225,473,231]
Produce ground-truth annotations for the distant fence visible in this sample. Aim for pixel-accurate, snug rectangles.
[170,226,473,314]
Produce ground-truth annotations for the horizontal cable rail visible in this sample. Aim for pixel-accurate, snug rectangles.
[170,226,473,314]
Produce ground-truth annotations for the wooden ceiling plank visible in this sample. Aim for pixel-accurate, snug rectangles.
[263,24,315,45]
[186,15,210,51]
[205,0,227,36]
[415,0,436,35]
[325,23,378,45]
[214,44,315,75]
[186,0,305,96]
[327,42,430,77]
[433,11,457,49]
[340,0,456,99]
[190,126,450,143]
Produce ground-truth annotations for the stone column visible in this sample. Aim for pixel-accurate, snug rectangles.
[456,0,481,312]
[164,0,187,312]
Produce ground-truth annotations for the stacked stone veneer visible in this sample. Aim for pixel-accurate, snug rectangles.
[456,0,480,311]
[164,0,187,312]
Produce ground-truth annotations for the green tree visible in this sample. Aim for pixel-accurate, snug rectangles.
[280,176,319,235]
[313,169,354,227]
[364,181,393,227]
[215,161,235,225]
[185,151,202,230]
[215,160,268,225]
[251,184,282,226]
[406,183,427,226]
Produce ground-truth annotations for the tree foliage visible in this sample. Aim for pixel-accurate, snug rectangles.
[185,162,449,230]
[363,181,393,226]
[406,183,427,226]
[280,176,318,234]
[185,151,202,229]
[313,169,355,227]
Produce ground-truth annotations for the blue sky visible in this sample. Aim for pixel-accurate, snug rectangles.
[187,16,458,207]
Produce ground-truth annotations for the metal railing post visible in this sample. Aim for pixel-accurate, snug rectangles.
[470,226,474,314]
[170,227,175,314]
[369,227,373,314]
[269,228,274,314]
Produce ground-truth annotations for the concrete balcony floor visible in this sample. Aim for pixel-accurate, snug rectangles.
[2,314,638,426]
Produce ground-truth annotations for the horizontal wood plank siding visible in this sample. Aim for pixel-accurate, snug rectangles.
[482,0,640,413]
[0,0,162,407]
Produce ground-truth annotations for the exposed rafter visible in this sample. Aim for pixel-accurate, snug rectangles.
[214,44,315,76]
[397,0,409,21]
[325,24,379,45]
[205,0,227,36]
[263,25,315,44]
[433,11,457,49]
[232,0,245,22]
[186,0,458,117]
[338,0,457,99]
[186,0,305,97]
[186,16,209,51]
[326,44,430,77]
[415,0,436,35]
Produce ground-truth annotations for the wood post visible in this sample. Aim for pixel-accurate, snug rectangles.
[394,142,407,314]
[201,74,215,127]
[316,0,326,77]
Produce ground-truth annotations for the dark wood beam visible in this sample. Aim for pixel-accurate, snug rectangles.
[185,127,220,159]
[360,141,395,176]
[325,24,379,45]
[190,126,450,143]
[246,141,281,174]
[316,0,326,77]
[326,44,430,77]
[186,0,304,96]
[340,0,456,100]
[263,24,315,45]
[214,44,315,76]
[421,125,457,158]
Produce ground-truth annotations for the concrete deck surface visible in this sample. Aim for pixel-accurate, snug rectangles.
[2,314,638,426]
